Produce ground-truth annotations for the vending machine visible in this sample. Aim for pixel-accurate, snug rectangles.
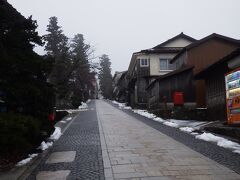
[225,68,240,124]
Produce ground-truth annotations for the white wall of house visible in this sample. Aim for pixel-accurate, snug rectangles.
[150,53,178,76]
[130,37,194,77]
[161,38,193,47]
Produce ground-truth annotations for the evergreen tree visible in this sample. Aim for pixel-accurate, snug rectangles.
[98,54,113,99]
[0,0,55,121]
[70,34,95,107]
[44,16,71,107]
[44,16,68,57]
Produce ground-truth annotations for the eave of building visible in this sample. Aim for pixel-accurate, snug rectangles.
[170,33,240,64]
[195,48,240,79]
[146,65,194,90]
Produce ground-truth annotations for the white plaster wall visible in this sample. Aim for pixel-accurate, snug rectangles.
[162,38,193,47]
[150,53,177,76]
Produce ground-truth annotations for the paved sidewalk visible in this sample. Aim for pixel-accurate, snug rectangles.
[96,100,240,180]
[26,101,104,180]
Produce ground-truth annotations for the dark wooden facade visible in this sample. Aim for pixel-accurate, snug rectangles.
[171,34,240,107]
[204,65,228,121]
[195,49,240,121]
[147,66,195,110]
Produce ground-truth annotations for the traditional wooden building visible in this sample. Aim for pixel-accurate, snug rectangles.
[147,66,195,110]
[113,71,128,102]
[127,33,196,108]
[147,33,240,111]
[171,33,240,107]
[195,48,240,122]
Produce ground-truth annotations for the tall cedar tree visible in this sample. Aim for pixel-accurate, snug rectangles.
[44,17,71,107]
[98,54,113,99]
[70,34,94,107]
[0,1,55,121]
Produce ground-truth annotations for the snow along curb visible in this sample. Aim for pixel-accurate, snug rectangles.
[111,100,240,155]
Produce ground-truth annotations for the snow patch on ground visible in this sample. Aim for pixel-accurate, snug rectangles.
[163,121,179,128]
[124,106,132,110]
[233,150,240,154]
[153,117,164,123]
[16,154,38,166]
[112,101,126,109]
[196,132,240,153]
[133,110,156,119]
[86,99,91,103]
[60,120,66,123]
[39,141,53,151]
[78,102,88,109]
[191,132,199,135]
[50,127,62,140]
[180,127,194,133]
[66,117,72,121]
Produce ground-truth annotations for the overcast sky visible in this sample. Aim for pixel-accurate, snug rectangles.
[8,0,240,73]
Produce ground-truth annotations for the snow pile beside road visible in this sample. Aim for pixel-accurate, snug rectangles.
[66,117,72,121]
[86,99,91,103]
[163,121,179,128]
[180,127,195,133]
[111,100,240,155]
[112,101,132,110]
[78,102,88,109]
[196,132,240,153]
[39,141,53,151]
[153,117,164,123]
[133,109,156,119]
[16,154,38,166]
[124,106,132,110]
[50,127,62,140]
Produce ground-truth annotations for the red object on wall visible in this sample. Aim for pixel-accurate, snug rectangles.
[173,92,184,106]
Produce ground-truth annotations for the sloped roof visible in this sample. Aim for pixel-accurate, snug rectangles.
[127,33,195,77]
[113,71,127,83]
[153,32,196,49]
[170,33,240,63]
[146,65,194,90]
[140,47,183,54]
[195,48,240,79]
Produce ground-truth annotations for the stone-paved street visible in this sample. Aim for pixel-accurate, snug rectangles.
[97,100,240,180]
[26,101,104,180]
[26,100,240,180]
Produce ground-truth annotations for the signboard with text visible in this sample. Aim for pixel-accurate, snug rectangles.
[225,68,240,124]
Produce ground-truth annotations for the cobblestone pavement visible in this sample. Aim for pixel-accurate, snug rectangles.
[97,100,240,180]
[26,101,104,180]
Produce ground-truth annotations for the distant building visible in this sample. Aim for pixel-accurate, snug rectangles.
[127,33,196,108]
[89,77,98,99]
[113,71,128,102]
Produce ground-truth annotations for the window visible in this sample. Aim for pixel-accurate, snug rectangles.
[140,59,149,67]
[160,59,168,70]
[160,59,174,70]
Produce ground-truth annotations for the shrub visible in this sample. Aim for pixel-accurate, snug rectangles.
[55,111,68,122]
[0,113,42,157]
[171,106,207,121]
